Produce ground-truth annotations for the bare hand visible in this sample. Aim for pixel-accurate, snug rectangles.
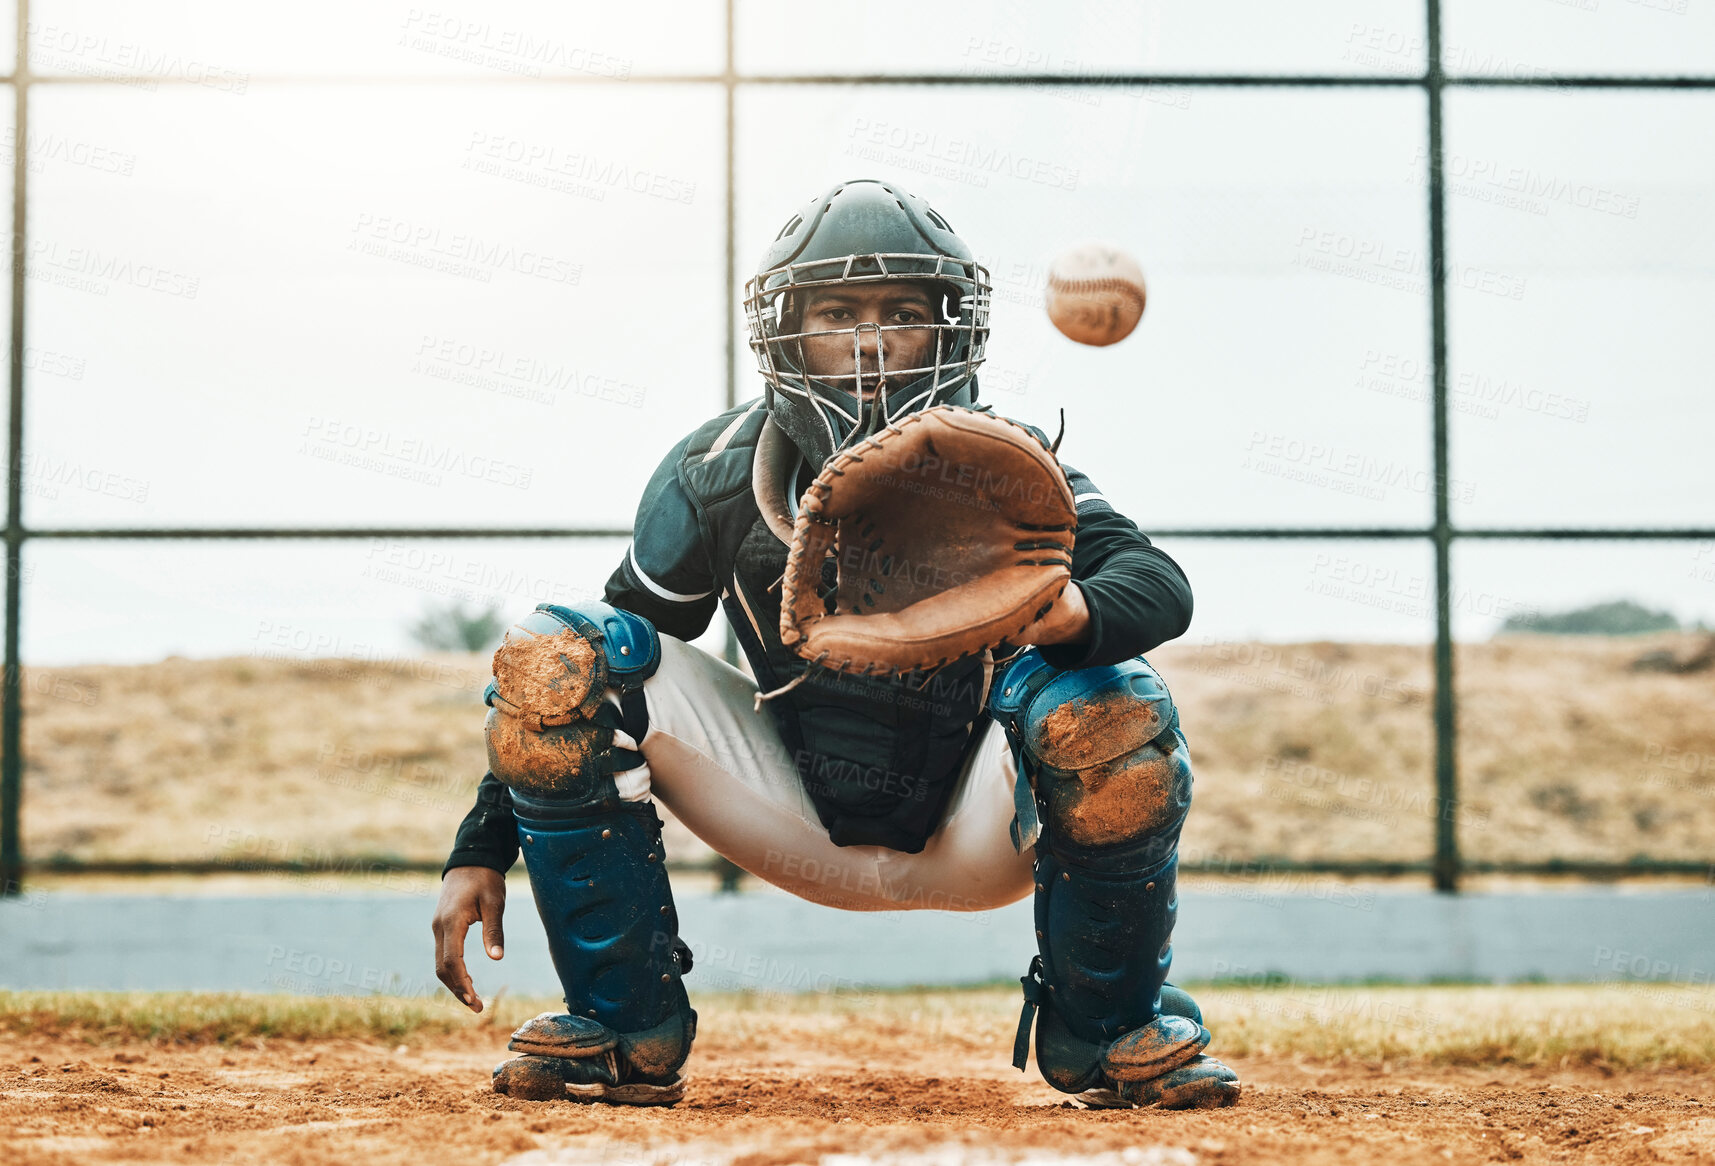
[1016,581,1092,648]
[432,865,507,1012]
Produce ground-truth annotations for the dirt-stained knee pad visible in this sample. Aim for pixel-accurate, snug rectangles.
[484,614,615,797]
[490,625,605,728]
[1026,676,1192,849]
[485,707,616,798]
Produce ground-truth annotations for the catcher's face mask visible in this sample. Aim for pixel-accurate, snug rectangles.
[745,180,992,469]
[793,281,940,398]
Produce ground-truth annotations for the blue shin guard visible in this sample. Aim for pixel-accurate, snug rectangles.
[502,794,695,1098]
[993,650,1238,1110]
[484,602,696,1104]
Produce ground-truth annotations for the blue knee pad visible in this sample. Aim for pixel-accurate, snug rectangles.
[989,649,1190,854]
[990,649,1196,1095]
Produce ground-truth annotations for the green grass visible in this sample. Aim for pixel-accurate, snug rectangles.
[0,989,513,1045]
[4,984,1714,1070]
[1196,984,1715,1070]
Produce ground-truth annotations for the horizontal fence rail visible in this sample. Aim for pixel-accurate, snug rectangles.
[21,527,1715,541]
[20,857,1712,885]
[4,0,1712,895]
[10,73,1715,90]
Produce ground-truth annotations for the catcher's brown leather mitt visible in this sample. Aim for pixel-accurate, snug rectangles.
[779,405,1077,677]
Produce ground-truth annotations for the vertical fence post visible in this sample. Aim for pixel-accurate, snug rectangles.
[1,1,29,898]
[1425,0,1460,893]
[721,0,741,670]
[723,0,737,420]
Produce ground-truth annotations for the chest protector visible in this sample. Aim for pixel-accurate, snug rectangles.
[686,407,991,853]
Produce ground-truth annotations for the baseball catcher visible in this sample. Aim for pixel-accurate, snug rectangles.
[432,178,1240,1110]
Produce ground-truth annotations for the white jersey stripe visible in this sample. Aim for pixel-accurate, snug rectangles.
[1074,492,1108,506]
[701,400,762,464]
[629,543,715,603]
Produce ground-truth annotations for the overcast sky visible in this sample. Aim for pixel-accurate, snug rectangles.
[20,0,1715,663]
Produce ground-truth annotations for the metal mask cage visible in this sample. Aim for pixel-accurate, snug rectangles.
[744,252,992,453]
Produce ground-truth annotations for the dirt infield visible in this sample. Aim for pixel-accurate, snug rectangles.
[6,996,1714,1166]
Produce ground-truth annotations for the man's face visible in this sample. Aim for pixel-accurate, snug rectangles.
[795,281,940,399]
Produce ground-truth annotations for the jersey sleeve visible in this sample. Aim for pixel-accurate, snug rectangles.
[442,771,519,876]
[1038,463,1194,670]
[603,433,722,643]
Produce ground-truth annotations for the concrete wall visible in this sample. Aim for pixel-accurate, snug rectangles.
[3,887,1713,996]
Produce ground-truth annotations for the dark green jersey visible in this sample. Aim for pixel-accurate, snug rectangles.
[446,398,1193,870]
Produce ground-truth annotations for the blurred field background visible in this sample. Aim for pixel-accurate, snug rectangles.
[20,630,1715,873]
[9,0,1715,916]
